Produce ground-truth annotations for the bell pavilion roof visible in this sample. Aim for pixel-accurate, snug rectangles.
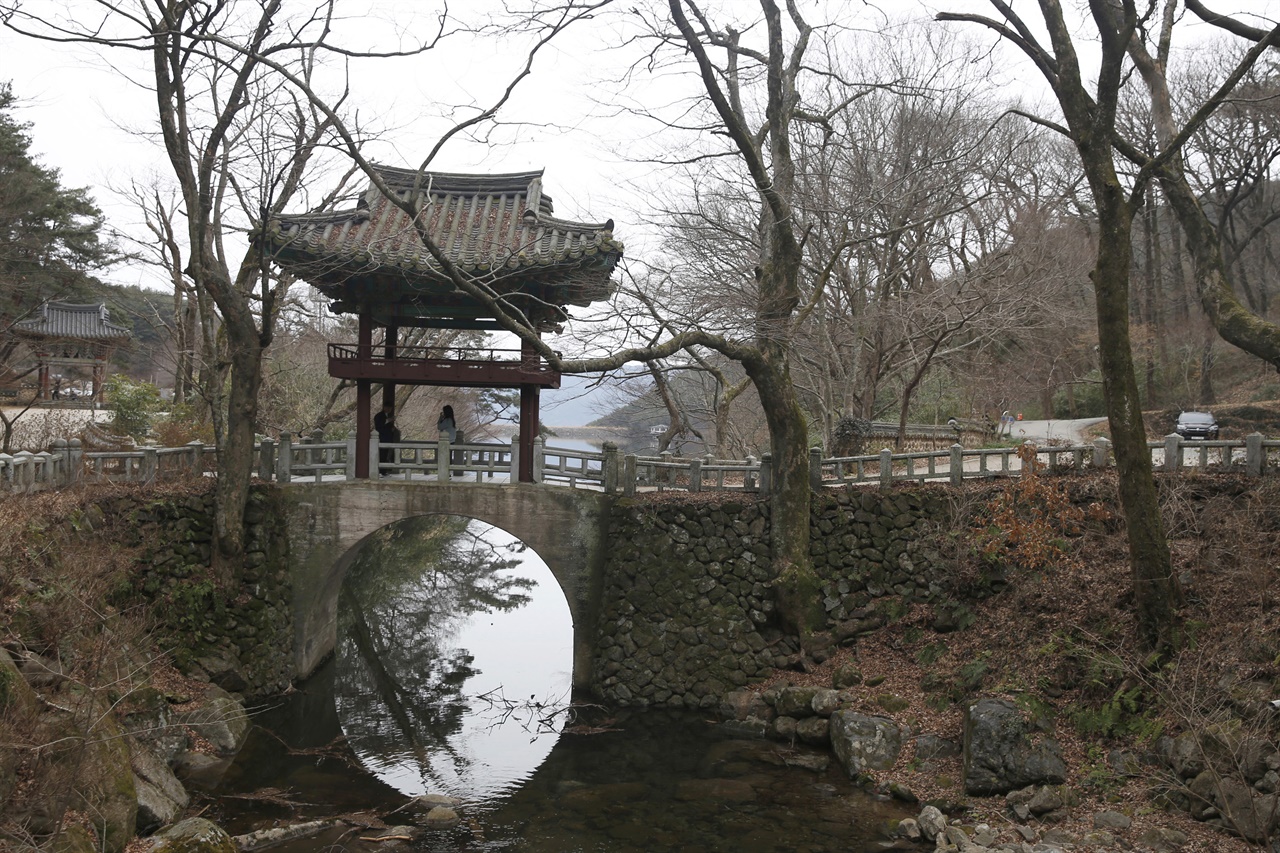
[263,167,623,331]
[13,302,131,342]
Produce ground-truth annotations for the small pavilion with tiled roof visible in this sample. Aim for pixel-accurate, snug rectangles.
[263,167,623,481]
[12,302,131,403]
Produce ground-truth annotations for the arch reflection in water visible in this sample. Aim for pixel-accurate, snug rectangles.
[335,515,573,802]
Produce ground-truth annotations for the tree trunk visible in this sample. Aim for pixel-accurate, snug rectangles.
[1092,180,1183,652]
[745,349,821,637]
[214,319,264,565]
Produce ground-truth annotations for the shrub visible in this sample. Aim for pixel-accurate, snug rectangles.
[103,375,160,439]
[970,444,1089,574]
[150,403,215,447]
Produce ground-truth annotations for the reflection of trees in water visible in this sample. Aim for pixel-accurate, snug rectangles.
[336,516,534,790]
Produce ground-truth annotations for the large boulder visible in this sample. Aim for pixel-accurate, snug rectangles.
[47,824,98,853]
[120,687,188,765]
[174,686,249,755]
[131,739,190,834]
[147,817,236,853]
[720,689,771,721]
[963,698,1065,795]
[829,711,902,778]
[34,696,138,853]
[1215,777,1280,843]
[774,686,824,718]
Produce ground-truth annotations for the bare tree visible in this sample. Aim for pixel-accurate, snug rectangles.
[1125,1,1280,374]
[935,0,1191,651]
[1,1,587,564]
[269,0,835,634]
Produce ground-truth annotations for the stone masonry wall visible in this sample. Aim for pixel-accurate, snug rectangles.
[810,487,951,624]
[104,485,293,698]
[592,487,950,708]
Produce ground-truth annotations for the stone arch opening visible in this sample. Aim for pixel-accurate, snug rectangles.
[282,482,611,689]
[331,513,574,797]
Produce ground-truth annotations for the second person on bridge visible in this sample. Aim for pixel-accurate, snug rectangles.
[437,405,457,442]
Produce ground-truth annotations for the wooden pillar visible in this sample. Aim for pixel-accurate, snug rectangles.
[381,325,398,410]
[92,362,105,404]
[519,384,539,483]
[518,337,541,482]
[355,311,373,479]
[38,362,50,401]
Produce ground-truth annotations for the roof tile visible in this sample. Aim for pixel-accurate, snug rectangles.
[13,302,131,341]
[264,168,622,312]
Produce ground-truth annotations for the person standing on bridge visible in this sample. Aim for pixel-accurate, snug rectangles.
[437,405,457,442]
[375,403,401,472]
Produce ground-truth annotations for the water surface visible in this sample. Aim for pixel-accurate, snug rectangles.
[204,517,912,851]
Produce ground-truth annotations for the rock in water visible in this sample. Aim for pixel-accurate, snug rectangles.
[426,806,461,829]
[149,817,236,853]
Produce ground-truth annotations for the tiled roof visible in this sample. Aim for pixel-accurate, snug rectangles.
[13,302,131,341]
[263,168,622,322]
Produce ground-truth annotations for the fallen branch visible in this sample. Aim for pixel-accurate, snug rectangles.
[232,819,336,851]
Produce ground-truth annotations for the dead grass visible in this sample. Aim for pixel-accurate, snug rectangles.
[0,480,219,847]
[766,472,1279,851]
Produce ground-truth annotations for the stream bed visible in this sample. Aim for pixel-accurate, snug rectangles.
[196,517,913,852]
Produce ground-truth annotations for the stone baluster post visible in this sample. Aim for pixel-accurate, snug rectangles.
[623,454,637,496]
[879,448,893,489]
[15,451,33,491]
[602,442,619,494]
[689,458,702,493]
[258,438,275,481]
[809,447,823,492]
[277,432,293,483]
[345,431,357,480]
[188,440,205,476]
[68,439,83,485]
[437,433,450,481]
[51,440,67,486]
[141,447,158,483]
[1091,437,1111,469]
[0,454,11,493]
[509,436,520,483]
[532,437,545,484]
[659,450,673,486]
[1247,432,1265,477]
[35,451,52,487]
[1163,434,1183,473]
[950,443,964,486]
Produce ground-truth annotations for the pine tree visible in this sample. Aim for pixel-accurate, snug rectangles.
[0,83,112,338]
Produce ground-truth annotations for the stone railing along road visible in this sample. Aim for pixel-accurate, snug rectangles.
[1,431,1278,495]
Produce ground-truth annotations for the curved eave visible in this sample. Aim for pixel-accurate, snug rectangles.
[12,326,131,341]
[268,236,618,286]
[261,216,624,273]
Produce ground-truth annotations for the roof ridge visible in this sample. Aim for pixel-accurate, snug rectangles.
[374,165,545,193]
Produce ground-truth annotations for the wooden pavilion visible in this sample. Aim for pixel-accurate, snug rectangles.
[12,302,131,404]
[262,167,623,481]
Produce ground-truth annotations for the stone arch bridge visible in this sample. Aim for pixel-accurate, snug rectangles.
[282,482,612,688]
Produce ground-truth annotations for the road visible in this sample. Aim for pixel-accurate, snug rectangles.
[998,417,1107,446]
[1,405,107,452]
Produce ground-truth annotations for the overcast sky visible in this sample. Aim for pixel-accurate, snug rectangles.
[3,1,1277,422]
[6,1,1276,262]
